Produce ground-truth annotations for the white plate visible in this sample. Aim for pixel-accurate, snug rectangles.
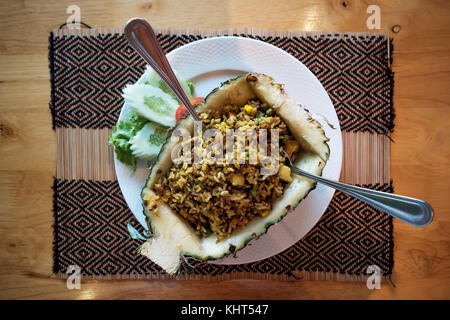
[114,36,342,265]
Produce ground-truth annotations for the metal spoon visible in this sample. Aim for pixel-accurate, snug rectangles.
[124,17,200,121]
[282,150,433,227]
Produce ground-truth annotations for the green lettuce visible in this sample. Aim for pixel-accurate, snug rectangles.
[108,112,147,172]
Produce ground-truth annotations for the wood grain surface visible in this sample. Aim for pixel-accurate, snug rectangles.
[0,0,449,300]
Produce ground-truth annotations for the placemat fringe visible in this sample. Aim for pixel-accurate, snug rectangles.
[57,270,390,283]
[53,26,388,42]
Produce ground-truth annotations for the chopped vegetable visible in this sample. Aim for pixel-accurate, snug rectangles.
[250,188,258,197]
[187,81,195,96]
[243,104,256,115]
[175,106,186,123]
[282,134,290,142]
[231,173,245,186]
[266,108,273,115]
[175,97,205,122]
[279,165,292,182]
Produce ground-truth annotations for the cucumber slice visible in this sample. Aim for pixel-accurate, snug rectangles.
[130,122,170,160]
[122,84,179,127]
[144,66,193,102]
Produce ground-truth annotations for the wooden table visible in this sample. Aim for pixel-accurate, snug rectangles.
[0,0,449,299]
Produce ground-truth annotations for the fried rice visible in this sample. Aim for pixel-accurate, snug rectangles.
[153,99,300,240]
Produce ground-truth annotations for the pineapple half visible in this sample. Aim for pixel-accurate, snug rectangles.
[139,73,330,274]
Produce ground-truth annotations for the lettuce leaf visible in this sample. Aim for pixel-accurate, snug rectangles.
[108,112,148,172]
[187,80,195,96]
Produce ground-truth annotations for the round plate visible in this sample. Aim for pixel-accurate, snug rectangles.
[114,36,342,265]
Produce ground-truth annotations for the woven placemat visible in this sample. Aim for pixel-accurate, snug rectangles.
[49,27,394,281]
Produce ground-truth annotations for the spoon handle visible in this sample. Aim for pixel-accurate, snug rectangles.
[124,18,200,121]
[289,165,433,227]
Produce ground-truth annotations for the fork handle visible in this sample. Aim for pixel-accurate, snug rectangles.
[124,18,200,121]
[290,166,433,227]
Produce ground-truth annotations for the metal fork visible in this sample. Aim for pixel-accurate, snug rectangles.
[282,150,433,227]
